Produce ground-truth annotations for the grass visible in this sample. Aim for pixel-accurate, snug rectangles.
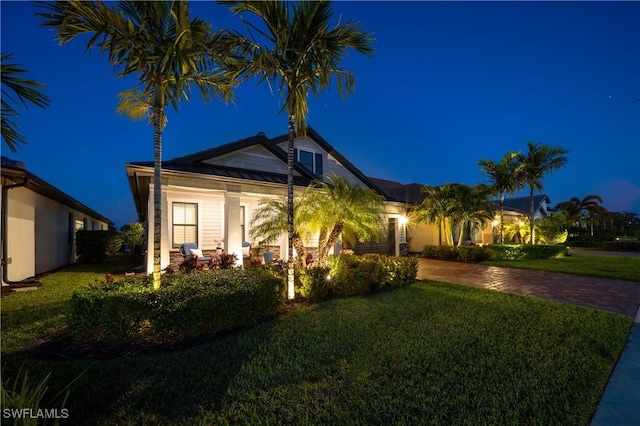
[1,259,631,425]
[483,253,640,282]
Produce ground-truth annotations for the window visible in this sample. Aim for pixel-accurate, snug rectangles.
[296,149,323,175]
[173,202,198,248]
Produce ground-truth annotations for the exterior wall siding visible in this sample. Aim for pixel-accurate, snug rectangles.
[203,145,288,175]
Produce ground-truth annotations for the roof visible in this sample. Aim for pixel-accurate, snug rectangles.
[1,156,113,225]
[368,177,426,204]
[126,127,394,222]
[495,194,551,214]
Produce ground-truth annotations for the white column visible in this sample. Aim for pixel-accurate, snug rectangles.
[224,187,243,267]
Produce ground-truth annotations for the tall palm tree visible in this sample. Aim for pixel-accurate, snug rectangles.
[416,184,459,246]
[478,152,523,243]
[227,0,374,299]
[39,1,236,289]
[1,53,50,152]
[517,141,568,245]
[298,174,385,266]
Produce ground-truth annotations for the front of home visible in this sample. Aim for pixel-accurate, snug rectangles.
[126,129,552,273]
[126,128,410,273]
[1,157,113,285]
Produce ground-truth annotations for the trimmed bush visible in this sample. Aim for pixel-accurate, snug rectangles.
[486,244,567,260]
[67,269,284,342]
[323,254,418,298]
[420,245,489,262]
[421,245,457,260]
[299,267,331,302]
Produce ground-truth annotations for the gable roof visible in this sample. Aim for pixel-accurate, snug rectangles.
[496,194,551,215]
[126,127,394,222]
[1,156,113,225]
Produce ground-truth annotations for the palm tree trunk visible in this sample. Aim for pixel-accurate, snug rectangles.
[292,233,306,268]
[152,105,162,290]
[437,220,442,245]
[317,223,344,267]
[286,115,296,299]
[529,186,535,245]
[499,193,505,244]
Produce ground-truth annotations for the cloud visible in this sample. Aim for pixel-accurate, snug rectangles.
[594,179,640,213]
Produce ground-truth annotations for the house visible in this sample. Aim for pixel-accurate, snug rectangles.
[1,156,113,287]
[125,128,410,273]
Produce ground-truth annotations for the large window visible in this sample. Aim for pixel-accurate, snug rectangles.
[173,202,198,248]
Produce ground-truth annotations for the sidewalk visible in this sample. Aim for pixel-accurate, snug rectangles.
[416,258,640,425]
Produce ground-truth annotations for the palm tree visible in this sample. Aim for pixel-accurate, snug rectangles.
[249,197,313,267]
[416,184,459,246]
[298,174,385,266]
[227,0,374,299]
[557,194,603,237]
[517,142,568,244]
[478,152,523,243]
[39,1,237,289]
[448,184,495,247]
[1,53,50,152]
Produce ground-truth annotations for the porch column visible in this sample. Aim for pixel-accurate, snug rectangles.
[224,186,243,267]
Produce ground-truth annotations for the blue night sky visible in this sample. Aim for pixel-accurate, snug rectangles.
[2,1,639,228]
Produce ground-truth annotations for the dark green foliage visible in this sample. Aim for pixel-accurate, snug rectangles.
[487,244,568,260]
[299,267,331,302]
[421,245,489,262]
[75,230,122,262]
[602,240,640,251]
[323,254,418,298]
[67,270,285,342]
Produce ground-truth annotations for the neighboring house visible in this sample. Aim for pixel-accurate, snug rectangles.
[1,156,113,286]
[126,128,409,273]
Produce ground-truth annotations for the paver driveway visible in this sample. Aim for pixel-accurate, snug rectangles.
[417,258,640,317]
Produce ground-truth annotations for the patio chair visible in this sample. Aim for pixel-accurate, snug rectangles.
[179,242,213,265]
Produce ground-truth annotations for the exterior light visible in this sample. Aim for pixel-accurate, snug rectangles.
[399,215,409,225]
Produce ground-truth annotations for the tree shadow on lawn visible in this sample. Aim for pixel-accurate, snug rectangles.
[5,302,308,424]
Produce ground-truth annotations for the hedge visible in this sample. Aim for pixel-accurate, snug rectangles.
[421,245,490,262]
[67,269,284,342]
[486,244,568,260]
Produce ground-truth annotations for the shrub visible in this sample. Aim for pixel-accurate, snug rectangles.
[420,245,457,260]
[456,246,490,262]
[602,241,640,252]
[299,267,331,302]
[420,245,489,262]
[486,244,567,260]
[383,256,419,290]
[67,270,284,342]
[76,230,123,262]
[328,254,387,297]
[323,254,418,298]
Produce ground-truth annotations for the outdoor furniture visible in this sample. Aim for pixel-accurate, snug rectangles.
[179,242,213,266]
[242,241,251,259]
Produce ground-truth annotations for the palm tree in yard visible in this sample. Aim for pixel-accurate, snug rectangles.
[1,53,50,152]
[478,152,523,243]
[518,141,568,245]
[448,184,495,247]
[557,194,603,237]
[298,174,386,267]
[39,1,237,289]
[416,184,459,246]
[227,0,374,299]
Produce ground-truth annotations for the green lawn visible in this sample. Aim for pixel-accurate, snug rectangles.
[1,261,630,425]
[483,253,640,282]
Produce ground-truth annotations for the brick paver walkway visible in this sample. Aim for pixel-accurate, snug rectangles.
[417,259,640,317]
